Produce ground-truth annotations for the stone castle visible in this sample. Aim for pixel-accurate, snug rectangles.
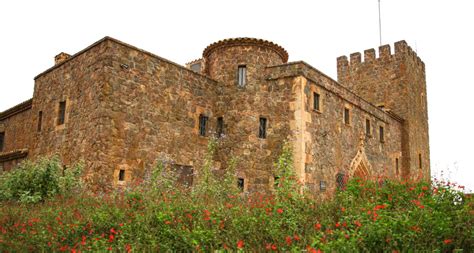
[0,37,430,195]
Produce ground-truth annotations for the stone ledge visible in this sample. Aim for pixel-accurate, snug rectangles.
[0,149,28,163]
[0,99,33,121]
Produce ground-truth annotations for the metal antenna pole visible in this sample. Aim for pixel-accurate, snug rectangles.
[378,0,382,45]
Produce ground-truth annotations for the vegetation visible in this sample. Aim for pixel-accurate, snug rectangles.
[0,141,472,252]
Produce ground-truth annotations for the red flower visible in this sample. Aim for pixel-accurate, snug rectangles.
[237,240,244,249]
[277,208,283,214]
[271,244,277,250]
[335,222,341,228]
[286,236,292,245]
[306,246,322,253]
[125,244,132,252]
[294,234,301,241]
[354,220,362,227]
[110,228,117,234]
[108,234,114,242]
[443,239,453,244]
[314,223,322,230]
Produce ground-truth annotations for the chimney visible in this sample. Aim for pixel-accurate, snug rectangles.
[54,52,71,65]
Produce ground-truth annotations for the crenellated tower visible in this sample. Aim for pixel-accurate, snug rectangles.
[337,41,430,180]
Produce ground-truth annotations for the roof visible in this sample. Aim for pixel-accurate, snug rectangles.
[203,38,289,63]
[0,99,32,121]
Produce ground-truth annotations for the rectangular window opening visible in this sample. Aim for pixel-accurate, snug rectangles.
[418,154,422,169]
[118,169,125,181]
[313,92,320,111]
[320,181,327,191]
[237,178,244,192]
[57,101,66,125]
[216,117,224,138]
[274,176,280,187]
[395,158,399,175]
[199,114,208,136]
[379,126,385,142]
[343,107,350,125]
[237,65,246,87]
[38,111,43,132]
[0,132,4,152]
[365,119,371,136]
[259,117,267,139]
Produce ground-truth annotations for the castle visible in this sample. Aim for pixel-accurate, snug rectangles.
[0,37,430,195]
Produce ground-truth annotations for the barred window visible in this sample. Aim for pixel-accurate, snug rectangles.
[237,65,246,87]
[199,114,208,136]
[313,92,320,111]
[57,101,66,125]
[259,117,267,139]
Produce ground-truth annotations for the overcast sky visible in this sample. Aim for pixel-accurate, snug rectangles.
[1,0,472,192]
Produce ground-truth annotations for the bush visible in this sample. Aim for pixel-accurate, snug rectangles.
[0,156,83,203]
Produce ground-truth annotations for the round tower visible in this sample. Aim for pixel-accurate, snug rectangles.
[202,38,288,86]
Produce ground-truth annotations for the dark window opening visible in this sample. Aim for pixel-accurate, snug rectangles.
[237,178,244,192]
[259,117,267,139]
[57,101,66,125]
[237,65,246,87]
[343,108,350,125]
[379,126,384,142]
[336,173,346,190]
[395,158,399,175]
[320,181,327,191]
[37,111,43,132]
[274,176,280,187]
[118,169,125,181]
[216,117,224,138]
[365,119,371,136]
[199,114,208,136]
[172,164,194,188]
[418,154,422,169]
[0,132,4,152]
[313,92,320,111]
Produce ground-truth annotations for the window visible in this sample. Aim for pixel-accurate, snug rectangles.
[313,92,320,111]
[319,181,327,191]
[237,65,246,87]
[57,101,66,125]
[343,107,350,125]
[365,119,371,136]
[37,111,43,132]
[274,176,280,187]
[259,117,267,139]
[0,132,4,152]
[237,178,245,192]
[199,114,208,136]
[418,154,422,169]
[172,164,194,187]
[336,173,346,190]
[118,169,125,181]
[190,62,201,73]
[379,126,384,142]
[395,158,399,175]
[216,117,224,138]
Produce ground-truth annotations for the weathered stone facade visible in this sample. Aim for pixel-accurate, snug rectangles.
[0,37,430,196]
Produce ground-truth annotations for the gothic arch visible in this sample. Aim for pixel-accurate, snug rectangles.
[348,135,373,180]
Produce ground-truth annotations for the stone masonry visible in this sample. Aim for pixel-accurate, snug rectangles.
[0,37,430,196]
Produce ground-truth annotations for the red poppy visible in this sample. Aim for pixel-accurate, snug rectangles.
[443,239,453,245]
[125,244,132,252]
[237,240,244,249]
[314,223,322,230]
[277,208,283,214]
[286,236,292,245]
[294,234,301,241]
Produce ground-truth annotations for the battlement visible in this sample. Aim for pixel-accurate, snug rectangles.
[337,40,425,73]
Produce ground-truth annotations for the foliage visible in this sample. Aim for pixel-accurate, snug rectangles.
[0,156,83,203]
[0,146,472,252]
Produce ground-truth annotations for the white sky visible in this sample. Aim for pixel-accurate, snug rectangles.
[0,0,472,192]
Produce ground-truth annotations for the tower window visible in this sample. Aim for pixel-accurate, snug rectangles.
[199,114,208,136]
[237,65,246,87]
[313,92,320,111]
[0,132,4,152]
[259,117,267,139]
[37,111,43,132]
[118,169,125,181]
[395,158,399,175]
[343,107,350,125]
[379,126,384,142]
[418,154,422,169]
[365,119,371,136]
[216,117,224,138]
[57,101,66,125]
[237,178,244,192]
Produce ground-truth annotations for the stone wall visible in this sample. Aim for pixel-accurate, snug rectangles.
[337,41,430,180]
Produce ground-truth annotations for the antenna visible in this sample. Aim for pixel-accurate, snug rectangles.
[378,0,382,46]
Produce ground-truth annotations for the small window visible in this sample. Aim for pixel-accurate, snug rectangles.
[418,154,422,169]
[216,117,224,138]
[0,132,4,152]
[343,107,350,125]
[237,178,245,192]
[365,119,371,136]
[274,176,280,187]
[259,117,267,139]
[37,111,43,132]
[199,114,208,136]
[57,101,66,125]
[237,65,246,87]
[379,126,384,142]
[313,92,320,111]
[118,169,125,181]
[336,173,346,190]
[395,158,399,175]
[320,181,327,191]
